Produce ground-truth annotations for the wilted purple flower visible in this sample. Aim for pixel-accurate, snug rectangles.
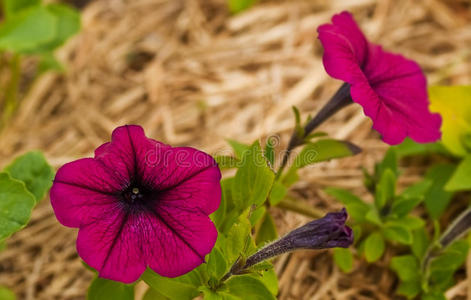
[50,125,221,283]
[317,11,442,145]
[243,209,352,269]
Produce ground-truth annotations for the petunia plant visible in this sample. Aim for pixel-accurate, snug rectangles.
[47,125,356,299]
[42,10,456,300]
[0,151,54,299]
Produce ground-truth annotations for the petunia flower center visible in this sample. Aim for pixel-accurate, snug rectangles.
[122,186,145,204]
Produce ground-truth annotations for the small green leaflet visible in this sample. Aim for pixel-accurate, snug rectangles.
[233,141,275,210]
[390,255,420,281]
[363,232,385,262]
[283,139,360,186]
[333,248,353,273]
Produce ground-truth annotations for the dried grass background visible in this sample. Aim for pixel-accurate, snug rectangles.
[0,0,470,299]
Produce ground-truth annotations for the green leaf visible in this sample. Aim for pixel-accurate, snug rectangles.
[394,138,447,158]
[207,247,227,279]
[292,139,360,169]
[375,169,396,210]
[429,86,471,156]
[143,287,169,300]
[228,0,258,14]
[390,216,425,230]
[424,164,456,219]
[422,293,447,300]
[2,0,40,19]
[324,187,370,222]
[214,156,239,170]
[396,280,421,299]
[87,277,134,300]
[0,173,36,240]
[268,182,286,206]
[41,4,80,50]
[364,232,385,262]
[255,213,277,246]
[333,248,353,273]
[251,268,278,296]
[365,208,382,226]
[249,205,265,226]
[141,269,198,300]
[264,137,275,166]
[430,240,469,271]
[225,215,251,263]
[0,286,15,300]
[226,275,276,300]
[391,197,423,218]
[227,139,250,159]
[5,151,54,203]
[445,155,471,191]
[0,6,56,53]
[390,255,420,281]
[233,141,275,210]
[412,227,430,259]
[383,223,412,245]
[375,148,398,177]
[400,179,432,199]
[283,139,360,186]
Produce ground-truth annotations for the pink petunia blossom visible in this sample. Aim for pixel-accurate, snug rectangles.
[50,125,221,283]
[318,11,442,145]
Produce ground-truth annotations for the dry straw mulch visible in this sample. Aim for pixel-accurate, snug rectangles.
[0,0,470,299]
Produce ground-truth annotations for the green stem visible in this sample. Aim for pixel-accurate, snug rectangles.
[277,197,323,219]
[2,53,21,128]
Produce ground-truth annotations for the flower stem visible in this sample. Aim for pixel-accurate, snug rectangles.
[421,206,471,273]
[276,83,352,179]
[277,197,323,219]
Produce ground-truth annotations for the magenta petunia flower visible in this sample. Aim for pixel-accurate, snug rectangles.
[317,11,442,145]
[50,125,221,283]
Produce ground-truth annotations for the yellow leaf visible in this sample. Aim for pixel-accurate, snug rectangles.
[429,86,471,156]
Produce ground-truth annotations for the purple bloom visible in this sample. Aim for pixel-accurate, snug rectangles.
[50,125,221,283]
[242,209,353,270]
[318,11,442,145]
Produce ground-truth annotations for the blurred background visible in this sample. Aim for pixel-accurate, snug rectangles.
[0,0,470,299]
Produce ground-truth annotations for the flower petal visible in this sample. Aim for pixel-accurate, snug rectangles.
[318,11,442,145]
[97,126,221,214]
[50,158,124,227]
[145,206,218,277]
[76,209,147,283]
[317,11,368,84]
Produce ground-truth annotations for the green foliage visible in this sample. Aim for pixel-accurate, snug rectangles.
[283,139,360,186]
[225,275,276,300]
[0,2,80,55]
[255,212,277,246]
[333,248,353,272]
[228,0,258,14]
[87,277,134,300]
[141,269,199,300]
[0,286,15,300]
[0,172,35,240]
[445,155,471,191]
[5,151,54,202]
[364,232,385,262]
[233,141,275,210]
